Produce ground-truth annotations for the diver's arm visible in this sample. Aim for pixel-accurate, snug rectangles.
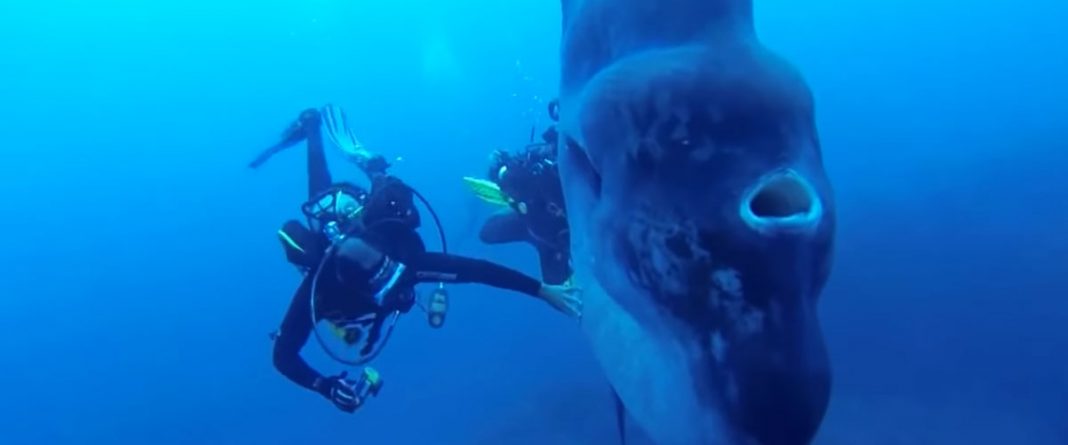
[334,237,540,295]
[403,252,582,318]
[404,252,542,297]
[272,276,324,392]
[305,113,333,199]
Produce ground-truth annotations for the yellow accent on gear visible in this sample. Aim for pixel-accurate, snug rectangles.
[462,176,510,207]
[363,367,381,384]
[277,230,305,253]
[325,321,356,344]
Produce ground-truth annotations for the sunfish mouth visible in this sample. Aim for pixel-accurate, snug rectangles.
[741,170,823,234]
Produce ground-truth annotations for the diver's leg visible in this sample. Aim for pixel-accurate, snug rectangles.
[479,210,529,244]
[249,108,325,171]
[303,109,333,199]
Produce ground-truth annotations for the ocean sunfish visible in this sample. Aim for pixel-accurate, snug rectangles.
[556,0,837,443]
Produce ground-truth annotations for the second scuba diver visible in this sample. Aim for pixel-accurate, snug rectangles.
[250,105,583,414]
[466,100,631,444]
[465,99,572,285]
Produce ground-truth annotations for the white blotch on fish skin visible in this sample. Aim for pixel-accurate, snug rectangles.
[713,269,742,298]
[630,215,694,297]
[640,226,681,293]
[710,331,728,365]
[736,308,765,337]
[711,268,766,337]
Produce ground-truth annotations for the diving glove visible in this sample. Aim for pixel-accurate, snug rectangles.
[314,369,384,413]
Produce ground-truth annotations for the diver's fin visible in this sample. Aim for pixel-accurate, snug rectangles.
[321,104,371,162]
[248,139,303,169]
[248,144,284,169]
[462,176,510,207]
[613,389,627,445]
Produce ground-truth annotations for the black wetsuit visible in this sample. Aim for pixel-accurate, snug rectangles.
[255,108,545,395]
[479,122,571,285]
[273,238,542,392]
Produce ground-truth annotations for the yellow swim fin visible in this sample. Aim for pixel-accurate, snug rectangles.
[463,176,510,207]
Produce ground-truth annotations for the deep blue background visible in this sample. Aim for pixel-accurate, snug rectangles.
[0,1,1065,444]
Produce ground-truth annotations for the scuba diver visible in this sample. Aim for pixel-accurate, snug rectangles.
[466,100,628,444]
[464,99,571,285]
[249,104,582,414]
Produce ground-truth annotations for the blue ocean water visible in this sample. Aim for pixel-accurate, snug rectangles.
[0,0,1065,444]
